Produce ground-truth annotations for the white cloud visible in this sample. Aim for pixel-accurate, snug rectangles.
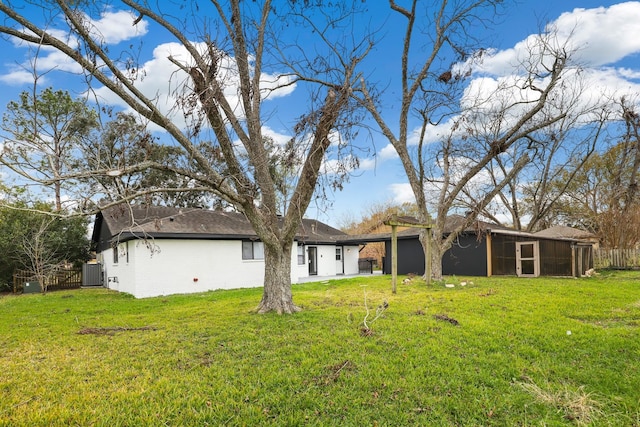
[262,125,292,146]
[340,143,395,174]
[88,10,148,44]
[407,120,453,146]
[0,69,39,85]
[358,157,377,171]
[618,67,640,80]
[8,27,76,49]
[0,6,297,130]
[351,118,454,171]
[378,143,398,160]
[348,3,640,200]
[581,67,640,95]
[403,3,640,159]
[34,49,84,74]
[0,28,85,79]
[473,3,640,77]
[455,65,640,138]
[91,41,186,112]
[92,41,297,132]
[388,183,416,205]
[0,10,146,83]
[552,2,640,67]
[260,71,297,100]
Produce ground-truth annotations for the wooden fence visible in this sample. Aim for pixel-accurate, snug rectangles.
[13,268,83,293]
[593,248,640,270]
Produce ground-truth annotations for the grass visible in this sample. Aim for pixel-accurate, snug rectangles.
[1,271,639,426]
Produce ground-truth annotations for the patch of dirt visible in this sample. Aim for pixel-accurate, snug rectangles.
[478,289,496,297]
[574,317,639,328]
[313,360,356,386]
[77,326,158,336]
[516,379,603,424]
[433,314,460,326]
[360,327,374,337]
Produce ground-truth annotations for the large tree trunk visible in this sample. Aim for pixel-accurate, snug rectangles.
[256,240,301,314]
[419,227,444,281]
[430,244,444,281]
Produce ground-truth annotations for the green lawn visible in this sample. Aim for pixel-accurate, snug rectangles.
[1,271,639,426]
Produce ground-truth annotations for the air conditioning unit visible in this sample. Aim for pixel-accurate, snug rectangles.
[23,281,41,294]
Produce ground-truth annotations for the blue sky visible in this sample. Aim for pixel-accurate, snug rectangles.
[0,1,639,227]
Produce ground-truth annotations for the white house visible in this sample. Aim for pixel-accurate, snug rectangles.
[91,204,361,298]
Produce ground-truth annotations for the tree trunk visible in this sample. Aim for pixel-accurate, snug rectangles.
[420,228,444,281]
[54,182,62,212]
[255,240,301,314]
[430,244,444,281]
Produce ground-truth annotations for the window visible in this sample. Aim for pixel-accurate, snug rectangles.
[242,241,264,260]
[335,247,342,261]
[113,242,129,264]
[297,245,305,265]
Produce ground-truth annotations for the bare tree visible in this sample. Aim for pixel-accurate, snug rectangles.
[612,97,640,213]
[549,97,640,248]
[20,217,58,294]
[16,208,89,294]
[80,112,216,208]
[354,1,597,279]
[463,105,609,232]
[0,1,369,313]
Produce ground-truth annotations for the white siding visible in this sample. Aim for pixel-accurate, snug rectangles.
[298,244,361,278]
[294,244,312,280]
[292,244,307,282]
[313,245,332,276]
[343,245,360,275]
[101,239,264,298]
[102,241,135,294]
[99,239,362,298]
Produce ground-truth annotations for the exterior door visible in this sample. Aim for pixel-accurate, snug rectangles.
[335,246,344,275]
[516,241,540,277]
[308,246,318,276]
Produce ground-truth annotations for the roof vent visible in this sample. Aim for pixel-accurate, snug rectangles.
[311,223,316,234]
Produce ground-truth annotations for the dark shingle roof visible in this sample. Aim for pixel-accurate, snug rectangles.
[339,214,516,243]
[533,225,597,241]
[343,215,593,244]
[93,204,346,246]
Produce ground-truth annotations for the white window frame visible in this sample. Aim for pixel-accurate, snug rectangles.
[516,241,540,277]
